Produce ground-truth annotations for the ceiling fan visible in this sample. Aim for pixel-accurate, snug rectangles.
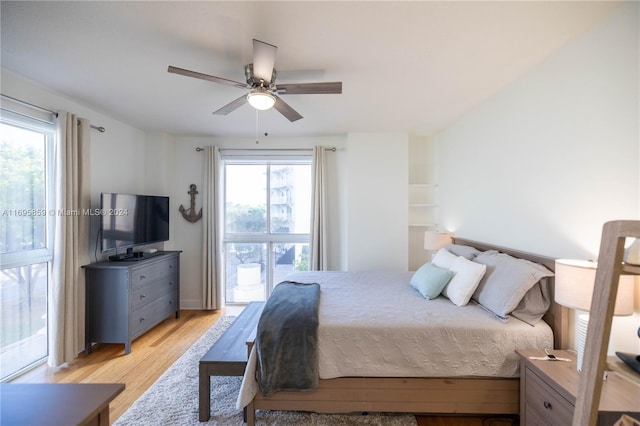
[168,39,342,122]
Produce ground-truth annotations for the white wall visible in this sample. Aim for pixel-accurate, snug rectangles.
[144,132,176,196]
[169,138,206,308]
[437,2,639,353]
[346,133,408,271]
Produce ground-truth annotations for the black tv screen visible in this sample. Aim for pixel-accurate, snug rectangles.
[100,193,169,252]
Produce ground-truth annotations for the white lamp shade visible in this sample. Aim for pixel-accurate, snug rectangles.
[424,231,452,251]
[624,238,640,265]
[554,258,634,315]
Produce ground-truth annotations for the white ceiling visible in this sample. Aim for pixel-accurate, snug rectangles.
[1,1,620,138]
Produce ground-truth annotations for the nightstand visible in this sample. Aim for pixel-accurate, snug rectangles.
[517,349,640,425]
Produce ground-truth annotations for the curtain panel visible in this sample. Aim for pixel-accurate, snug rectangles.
[310,146,328,271]
[202,146,223,310]
[49,112,91,367]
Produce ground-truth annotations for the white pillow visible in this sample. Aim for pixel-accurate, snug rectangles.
[442,256,487,307]
[431,248,458,269]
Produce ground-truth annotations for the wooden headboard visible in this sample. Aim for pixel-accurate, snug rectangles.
[452,237,569,350]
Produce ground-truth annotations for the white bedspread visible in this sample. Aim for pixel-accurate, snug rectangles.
[237,270,553,408]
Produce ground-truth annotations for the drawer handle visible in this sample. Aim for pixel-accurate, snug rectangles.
[140,275,146,280]
[543,401,552,410]
[140,317,145,322]
[140,294,146,299]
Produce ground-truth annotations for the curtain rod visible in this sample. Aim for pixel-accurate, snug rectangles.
[195,147,336,152]
[1,94,106,132]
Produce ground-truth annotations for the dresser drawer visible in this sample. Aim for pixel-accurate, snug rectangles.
[130,273,178,310]
[130,293,178,338]
[524,366,574,426]
[130,256,178,289]
[525,405,551,426]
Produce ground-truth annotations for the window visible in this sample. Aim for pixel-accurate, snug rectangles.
[223,158,311,304]
[0,109,55,381]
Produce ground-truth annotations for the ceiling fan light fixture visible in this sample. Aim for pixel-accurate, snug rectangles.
[247,88,276,111]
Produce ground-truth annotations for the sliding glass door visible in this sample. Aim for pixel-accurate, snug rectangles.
[1,111,54,380]
[223,159,311,304]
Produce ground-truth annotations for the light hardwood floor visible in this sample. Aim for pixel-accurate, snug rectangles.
[13,308,516,425]
[14,309,223,421]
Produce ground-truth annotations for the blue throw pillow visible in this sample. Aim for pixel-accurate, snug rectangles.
[410,263,454,299]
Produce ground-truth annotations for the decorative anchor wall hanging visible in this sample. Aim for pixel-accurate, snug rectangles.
[179,184,202,223]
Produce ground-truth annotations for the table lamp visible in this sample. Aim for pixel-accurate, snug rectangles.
[554,259,635,372]
[624,238,640,265]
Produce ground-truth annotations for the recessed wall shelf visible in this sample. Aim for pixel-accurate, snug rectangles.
[408,136,439,270]
[409,184,438,228]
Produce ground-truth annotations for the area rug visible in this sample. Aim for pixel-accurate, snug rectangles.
[114,316,417,426]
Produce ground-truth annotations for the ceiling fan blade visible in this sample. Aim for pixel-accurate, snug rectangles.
[213,95,248,115]
[168,65,248,89]
[273,96,303,122]
[276,82,342,95]
[252,39,277,85]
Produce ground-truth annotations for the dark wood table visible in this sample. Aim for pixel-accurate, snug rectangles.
[1,383,125,425]
[199,301,265,421]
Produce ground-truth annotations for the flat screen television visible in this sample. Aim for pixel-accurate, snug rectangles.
[100,193,169,259]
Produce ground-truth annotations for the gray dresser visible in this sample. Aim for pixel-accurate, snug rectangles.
[84,251,181,354]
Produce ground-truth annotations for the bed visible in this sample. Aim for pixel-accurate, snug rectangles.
[239,238,569,425]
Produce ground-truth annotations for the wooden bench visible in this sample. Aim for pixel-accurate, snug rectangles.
[199,301,265,422]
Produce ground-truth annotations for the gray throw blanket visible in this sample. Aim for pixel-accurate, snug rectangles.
[255,281,321,396]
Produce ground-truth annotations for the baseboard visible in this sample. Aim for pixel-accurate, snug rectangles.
[180,299,202,310]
